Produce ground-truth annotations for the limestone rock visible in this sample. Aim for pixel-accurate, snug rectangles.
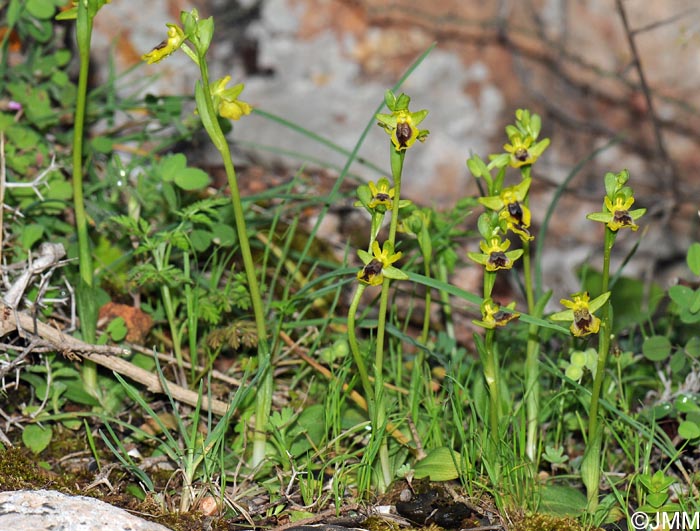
[0,490,174,531]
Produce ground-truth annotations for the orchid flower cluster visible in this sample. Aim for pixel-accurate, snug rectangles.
[142,10,252,123]
[467,109,549,328]
[550,169,646,511]
[347,90,429,491]
[550,169,646,338]
[353,92,428,288]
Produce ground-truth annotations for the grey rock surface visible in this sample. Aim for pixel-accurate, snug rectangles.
[0,490,174,531]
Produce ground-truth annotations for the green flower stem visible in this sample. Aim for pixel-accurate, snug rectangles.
[74,1,98,395]
[409,240,433,465]
[151,241,184,369]
[520,170,540,462]
[483,327,500,471]
[481,269,499,453]
[372,146,406,489]
[162,284,183,362]
[585,227,616,510]
[195,55,271,467]
[183,252,198,382]
[347,283,374,409]
[419,256,432,345]
[522,238,541,462]
[387,149,406,243]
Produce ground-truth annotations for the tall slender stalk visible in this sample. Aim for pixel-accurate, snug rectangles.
[373,147,405,489]
[195,53,271,467]
[347,284,373,407]
[523,239,541,461]
[584,228,615,510]
[73,1,98,395]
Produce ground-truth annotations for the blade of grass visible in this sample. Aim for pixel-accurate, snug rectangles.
[251,108,388,176]
[406,270,570,333]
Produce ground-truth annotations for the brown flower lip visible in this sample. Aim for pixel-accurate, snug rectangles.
[507,201,524,223]
[613,209,633,226]
[395,122,412,147]
[359,259,383,282]
[488,251,509,268]
[374,192,391,202]
[514,148,530,162]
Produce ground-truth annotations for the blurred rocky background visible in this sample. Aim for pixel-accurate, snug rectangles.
[89,0,700,304]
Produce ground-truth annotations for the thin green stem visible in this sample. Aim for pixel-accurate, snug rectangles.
[150,241,184,370]
[524,329,540,461]
[73,5,93,293]
[196,56,270,467]
[419,256,432,345]
[183,252,198,382]
[482,327,501,481]
[74,1,97,395]
[161,285,183,366]
[585,227,616,510]
[522,239,541,462]
[347,284,373,408]
[372,147,405,489]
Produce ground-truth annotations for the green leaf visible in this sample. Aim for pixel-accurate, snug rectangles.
[677,420,700,440]
[7,0,23,26]
[604,172,618,199]
[289,404,325,457]
[384,90,396,110]
[685,336,700,359]
[190,229,213,252]
[27,0,56,19]
[174,167,210,190]
[565,364,583,381]
[211,223,236,246]
[22,424,53,454]
[670,350,686,374]
[487,153,510,169]
[357,249,371,263]
[549,309,573,321]
[106,317,128,342]
[669,284,694,308]
[46,179,72,201]
[539,484,587,517]
[580,427,602,498]
[642,335,671,362]
[413,447,461,481]
[195,81,225,151]
[196,16,214,52]
[383,265,408,281]
[91,136,114,154]
[160,153,186,182]
[541,445,568,465]
[674,394,700,414]
[588,291,611,313]
[77,280,98,342]
[690,289,700,314]
[20,224,45,250]
[466,154,489,180]
[687,242,700,276]
[570,351,587,367]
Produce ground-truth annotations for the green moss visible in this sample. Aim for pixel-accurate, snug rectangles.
[513,513,589,531]
[0,447,76,492]
[364,515,403,531]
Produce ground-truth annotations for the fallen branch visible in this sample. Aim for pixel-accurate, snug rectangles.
[0,303,230,416]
